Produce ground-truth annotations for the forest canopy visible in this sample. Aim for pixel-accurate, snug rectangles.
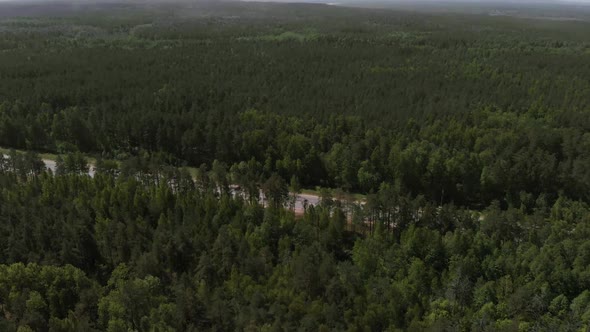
[0,1,590,331]
[0,1,589,205]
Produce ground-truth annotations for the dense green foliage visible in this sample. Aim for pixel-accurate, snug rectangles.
[1,1,590,331]
[1,156,590,331]
[1,1,590,206]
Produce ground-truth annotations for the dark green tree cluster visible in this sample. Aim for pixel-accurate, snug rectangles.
[0,158,590,330]
[0,2,589,208]
[0,2,590,331]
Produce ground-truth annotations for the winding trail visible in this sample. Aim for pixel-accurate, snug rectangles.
[40,157,320,214]
[0,154,361,216]
[5,155,483,223]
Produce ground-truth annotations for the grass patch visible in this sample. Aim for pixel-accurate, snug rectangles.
[181,166,200,178]
[0,147,63,162]
[238,29,320,42]
[0,146,103,165]
[301,187,366,201]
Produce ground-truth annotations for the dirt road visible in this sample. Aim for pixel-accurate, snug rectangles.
[0,156,339,213]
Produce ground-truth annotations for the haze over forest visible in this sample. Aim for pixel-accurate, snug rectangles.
[1,0,589,20]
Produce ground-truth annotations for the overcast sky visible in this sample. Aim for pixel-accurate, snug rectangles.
[0,0,588,3]
[0,0,582,1]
